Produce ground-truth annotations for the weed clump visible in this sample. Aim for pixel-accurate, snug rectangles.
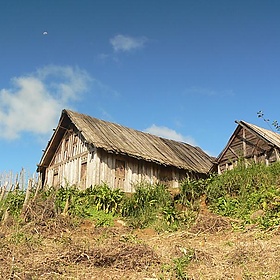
[206,161,280,229]
[121,182,181,230]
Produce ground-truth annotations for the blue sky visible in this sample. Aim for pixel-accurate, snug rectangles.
[1,0,280,175]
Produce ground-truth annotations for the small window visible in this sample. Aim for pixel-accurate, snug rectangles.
[64,138,69,159]
[115,160,125,178]
[53,170,59,187]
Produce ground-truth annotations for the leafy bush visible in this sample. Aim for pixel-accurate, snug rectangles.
[54,183,124,218]
[206,161,280,228]
[4,161,280,231]
[179,176,214,208]
[88,184,124,214]
[121,182,175,229]
[0,189,26,219]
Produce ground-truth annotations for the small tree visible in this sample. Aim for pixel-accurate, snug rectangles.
[257,110,280,132]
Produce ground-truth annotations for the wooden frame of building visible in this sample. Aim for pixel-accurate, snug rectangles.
[37,109,213,191]
[214,120,280,174]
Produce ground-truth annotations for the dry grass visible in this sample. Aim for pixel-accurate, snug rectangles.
[0,213,280,279]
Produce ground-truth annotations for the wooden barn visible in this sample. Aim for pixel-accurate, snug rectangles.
[37,109,213,192]
[215,120,280,174]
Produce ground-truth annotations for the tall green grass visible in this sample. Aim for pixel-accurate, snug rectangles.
[1,162,280,230]
[206,161,280,228]
[121,182,179,230]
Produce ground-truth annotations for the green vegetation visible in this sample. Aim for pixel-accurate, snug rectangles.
[55,183,124,217]
[0,189,26,218]
[1,161,280,231]
[206,161,280,229]
[1,162,280,279]
[172,249,194,280]
[121,182,180,230]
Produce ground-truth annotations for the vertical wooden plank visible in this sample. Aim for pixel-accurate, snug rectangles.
[21,179,32,217]
[126,161,133,192]
[275,148,280,162]
[265,153,269,166]
[84,156,89,188]
[243,128,247,157]
[254,154,257,163]
[95,149,101,185]
[33,177,41,202]
[108,154,115,187]
[172,168,179,188]
[0,185,6,201]
[100,152,106,184]
[104,153,109,184]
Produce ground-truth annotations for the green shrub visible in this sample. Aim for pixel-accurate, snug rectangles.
[179,176,213,207]
[173,249,194,280]
[89,184,124,214]
[121,182,175,229]
[0,189,26,218]
[54,183,124,218]
[206,161,280,228]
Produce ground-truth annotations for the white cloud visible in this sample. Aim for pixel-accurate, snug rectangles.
[144,124,197,146]
[110,34,147,52]
[0,65,91,139]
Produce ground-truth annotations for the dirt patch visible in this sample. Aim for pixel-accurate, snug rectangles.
[189,212,235,234]
[1,213,280,279]
[134,228,158,239]
[62,241,160,270]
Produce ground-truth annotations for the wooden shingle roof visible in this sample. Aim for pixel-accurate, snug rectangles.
[38,109,213,174]
[239,121,280,148]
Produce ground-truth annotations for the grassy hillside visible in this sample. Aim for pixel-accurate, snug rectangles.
[0,161,280,279]
[206,161,280,229]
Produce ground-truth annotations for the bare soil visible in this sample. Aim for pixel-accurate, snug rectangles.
[0,212,280,280]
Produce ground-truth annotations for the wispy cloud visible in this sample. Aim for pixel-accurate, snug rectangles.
[184,86,234,97]
[110,34,147,52]
[144,124,197,146]
[0,65,91,140]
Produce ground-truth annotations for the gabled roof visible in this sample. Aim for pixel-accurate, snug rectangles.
[239,121,280,147]
[38,109,213,174]
[216,120,280,163]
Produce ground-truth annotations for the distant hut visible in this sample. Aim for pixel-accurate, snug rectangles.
[37,109,213,191]
[215,120,280,174]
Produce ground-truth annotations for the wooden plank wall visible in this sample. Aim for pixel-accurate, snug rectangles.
[218,127,280,174]
[44,130,88,187]
[87,149,195,191]
[86,149,178,192]
[44,130,193,191]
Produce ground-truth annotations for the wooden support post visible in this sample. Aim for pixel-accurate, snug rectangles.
[265,153,269,166]
[32,178,40,203]
[21,179,32,218]
[0,185,6,202]
[242,128,248,167]
[1,208,9,225]
[243,128,247,157]
[62,197,69,215]
[254,155,257,164]
[275,148,280,162]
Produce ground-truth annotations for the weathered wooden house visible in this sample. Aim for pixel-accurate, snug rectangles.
[215,120,280,174]
[37,109,213,192]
